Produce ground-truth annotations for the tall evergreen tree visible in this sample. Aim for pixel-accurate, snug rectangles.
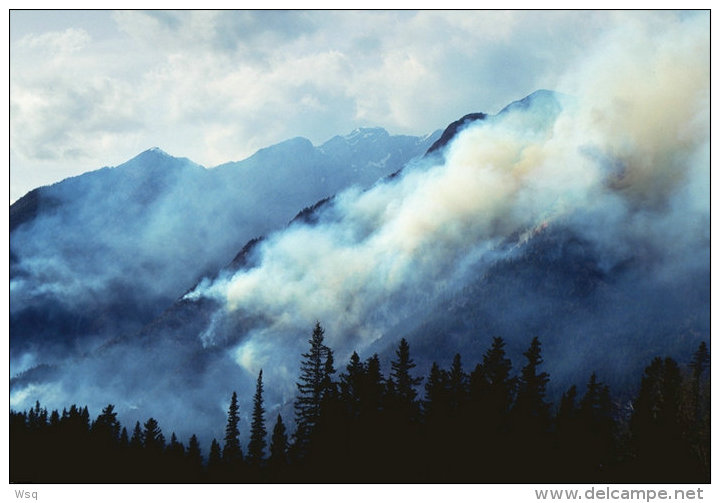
[577,373,615,477]
[470,337,515,431]
[49,409,61,428]
[92,404,120,444]
[513,336,551,432]
[247,370,267,466]
[555,385,578,437]
[508,337,551,481]
[208,438,223,475]
[268,414,289,470]
[130,421,143,449]
[423,362,449,420]
[385,338,423,480]
[167,432,185,457]
[340,351,365,417]
[361,354,385,416]
[387,338,422,415]
[142,417,165,451]
[447,353,468,415]
[294,322,335,454]
[187,434,202,468]
[80,406,90,431]
[223,391,243,464]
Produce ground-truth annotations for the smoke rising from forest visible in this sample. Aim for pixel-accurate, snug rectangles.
[10,13,709,444]
[188,12,708,385]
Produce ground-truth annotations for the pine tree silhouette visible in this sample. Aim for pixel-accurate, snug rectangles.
[268,414,289,480]
[222,391,244,480]
[130,421,143,449]
[423,362,449,421]
[362,354,385,412]
[388,338,423,408]
[207,438,222,481]
[510,336,551,481]
[92,404,120,444]
[447,353,468,416]
[167,432,185,456]
[386,338,423,480]
[514,336,550,431]
[574,373,615,480]
[293,322,335,458]
[470,337,515,422]
[142,417,165,451]
[247,370,267,467]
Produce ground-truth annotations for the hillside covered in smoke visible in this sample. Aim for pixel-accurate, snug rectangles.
[10,13,709,449]
[10,128,439,373]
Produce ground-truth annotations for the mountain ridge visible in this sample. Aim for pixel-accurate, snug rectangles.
[9,89,708,446]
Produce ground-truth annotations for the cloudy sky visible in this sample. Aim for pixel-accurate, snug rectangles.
[9,10,696,202]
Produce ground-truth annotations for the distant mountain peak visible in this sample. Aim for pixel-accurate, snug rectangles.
[136,146,172,159]
[426,89,565,157]
[426,113,487,155]
[346,127,389,144]
[497,88,563,115]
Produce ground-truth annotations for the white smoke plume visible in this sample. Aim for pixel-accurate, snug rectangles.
[187,13,708,393]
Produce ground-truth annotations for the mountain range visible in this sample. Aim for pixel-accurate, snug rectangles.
[10,90,709,445]
[10,128,439,370]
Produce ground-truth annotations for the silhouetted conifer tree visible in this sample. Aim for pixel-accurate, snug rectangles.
[268,414,289,479]
[49,409,60,428]
[421,362,450,479]
[470,337,515,427]
[466,336,515,479]
[340,351,365,417]
[423,362,449,420]
[361,354,385,415]
[142,417,165,451]
[167,432,185,456]
[130,421,143,449]
[294,322,335,457]
[223,391,244,467]
[448,353,468,415]
[574,374,615,479]
[187,434,202,464]
[385,338,423,480]
[247,370,267,466]
[92,404,120,444]
[208,438,222,480]
[387,338,422,416]
[514,337,551,431]
[510,336,551,481]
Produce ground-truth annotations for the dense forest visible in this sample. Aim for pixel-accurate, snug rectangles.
[10,323,710,483]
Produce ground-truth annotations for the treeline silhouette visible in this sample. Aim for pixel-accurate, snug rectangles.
[10,323,710,483]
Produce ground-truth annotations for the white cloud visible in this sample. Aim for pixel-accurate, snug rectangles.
[15,27,91,56]
[10,10,704,202]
